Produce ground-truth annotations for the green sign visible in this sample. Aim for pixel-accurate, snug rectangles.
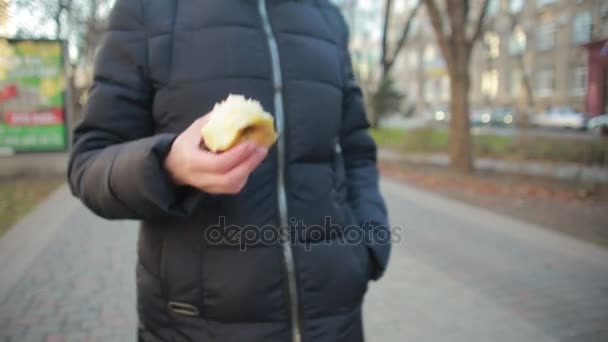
[0,38,67,153]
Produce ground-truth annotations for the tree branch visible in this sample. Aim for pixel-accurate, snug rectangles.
[385,0,422,75]
[469,0,490,47]
[423,0,454,71]
[463,0,470,23]
[381,0,393,72]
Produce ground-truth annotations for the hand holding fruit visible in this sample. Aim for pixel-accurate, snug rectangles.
[164,95,276,194]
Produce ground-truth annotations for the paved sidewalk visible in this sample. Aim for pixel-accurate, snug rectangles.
[0,187,138,341]
[1,181,607,341]
[365,180,608,341]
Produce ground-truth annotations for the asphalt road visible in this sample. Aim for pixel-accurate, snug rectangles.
[1,181,607,341]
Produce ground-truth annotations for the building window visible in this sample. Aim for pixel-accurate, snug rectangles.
[509,26,527,55]
[484,32,500,59]
[409,81,419,99]
[410,17,420,35]
[571,66,587,96]
[395,53,406,71]
[432,78,440,98]
[424,44,445,68]
[424,78,434,101]
[394,0,418,13]
[486,0,500,16]
[407,51,419,68]
[536,66,554,97]
[394,0,406,13]
[537,0,556,8]
[572,12,592,44]
[481,69,499,98]
[423,77,448,101]
[536,23,555,51]
[510,70,523,97]
[424,45,436,65]
[509,0,524,13]
[440,76,449,101]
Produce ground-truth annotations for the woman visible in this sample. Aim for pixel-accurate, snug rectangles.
[68,0,389,341]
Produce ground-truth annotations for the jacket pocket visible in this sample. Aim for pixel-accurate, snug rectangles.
[344,201,376,281]
[294,238,369,317]
[200,245,288,322]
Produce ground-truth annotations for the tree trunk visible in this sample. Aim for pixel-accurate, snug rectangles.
[448,66,473,173]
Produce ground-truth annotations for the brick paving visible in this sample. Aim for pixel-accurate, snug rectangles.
[1,181,607,341]
[0,208,137,342]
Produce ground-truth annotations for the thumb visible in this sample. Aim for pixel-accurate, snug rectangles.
[183,114,211,141]
[191,114,213,149]
[191,114,211,133]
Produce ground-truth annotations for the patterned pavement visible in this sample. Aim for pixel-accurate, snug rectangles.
[1,180,607,341]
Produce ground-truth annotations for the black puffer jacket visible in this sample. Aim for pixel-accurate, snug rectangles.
[68,0,389,341]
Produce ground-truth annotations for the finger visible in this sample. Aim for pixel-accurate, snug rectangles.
[219,147,268,188]
[192,171,247,195]
[185,115,211,141]
[192,114,211,130]
[193,147,267,194]
[203,176,249,195]
[195,143,260,173]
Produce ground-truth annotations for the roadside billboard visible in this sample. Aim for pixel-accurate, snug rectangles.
[0,38,67,153]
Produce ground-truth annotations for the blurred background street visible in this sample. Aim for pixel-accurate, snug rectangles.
[1,0,608,341]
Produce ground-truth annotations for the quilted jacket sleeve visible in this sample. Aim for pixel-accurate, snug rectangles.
[68,0,201,220]
[332,10,391,280]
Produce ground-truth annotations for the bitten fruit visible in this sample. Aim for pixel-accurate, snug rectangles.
[201,94,277,152]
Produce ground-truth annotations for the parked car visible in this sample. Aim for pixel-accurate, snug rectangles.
[424,107,450,125]
[470,107,514,126]
[531,107,587,130]
[490,107,515,126]
[470,108,492,126]
[587,114,608,136]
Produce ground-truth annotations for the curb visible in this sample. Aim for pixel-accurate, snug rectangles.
[379,149,608,184]
[0,153,68,179]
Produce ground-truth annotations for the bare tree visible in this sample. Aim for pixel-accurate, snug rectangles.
[370,0,422,127]
[13,0,77,39]
[381,0,422,76]
[13,0,111,59]
[80,0,114,64]
[423,0,489,173]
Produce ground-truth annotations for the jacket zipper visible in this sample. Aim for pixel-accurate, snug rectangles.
[257,1,302,342]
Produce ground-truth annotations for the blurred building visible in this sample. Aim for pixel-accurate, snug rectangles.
[332,0,383,87]
[392,0,608,118]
